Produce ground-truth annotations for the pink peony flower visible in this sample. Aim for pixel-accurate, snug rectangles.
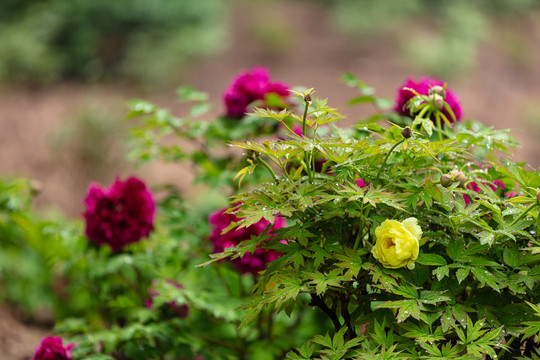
[355,178,369,188]
[209,205,286,275]
[145,279,189,319]
[83,176,155,251]
[463,179,507,204]
[394,77,463,123]
[223,66,290,119]
[292,125,304,137]
[32,336,74,360]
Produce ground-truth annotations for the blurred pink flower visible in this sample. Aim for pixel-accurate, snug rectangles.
[223,66,290,119]
[355,178,369,188]
[32,336,74,360]
[209,205,286,275]
[145,279,189,319]
[463,179,508,204]
[83,176,155,251]
[394,77,463,123]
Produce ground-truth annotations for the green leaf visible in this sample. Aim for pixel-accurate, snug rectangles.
[176,86,208,102]
[503,247,520,268]
[419,290,451,305]
[441,311,456,332]
[432,265,449,281]
[376,299,421,322]
[424,179,442,204]
[471,267,500,292]
[416,253,447,266]
[456,267,470,284]
[477,231,495,246]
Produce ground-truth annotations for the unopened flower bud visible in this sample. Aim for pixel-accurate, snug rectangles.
[30,180,42,196]
[428,85,446,99]
[247,150,258,163]
[536,189,540,205]
[450,169,467,187]
[429,94,445,110]
[401,126,412,139]
[304,93,312,103]
[440,174,453,188]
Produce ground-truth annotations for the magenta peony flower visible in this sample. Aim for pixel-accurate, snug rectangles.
[223,66,290,119]
[83,176,155,251]
[209,205,286,275]
[355,178,368,188]
[32,336,74,360]
[463,179,507,204]
[145,279,189,318]
[394,77,463,123]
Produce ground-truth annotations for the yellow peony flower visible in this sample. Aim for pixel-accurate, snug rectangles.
[372,218,422,270]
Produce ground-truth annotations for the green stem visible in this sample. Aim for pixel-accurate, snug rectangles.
[375,138,405,182]
[508,202,538,229]
[411,105,430,132]
[302,101,309,137]
[301,100,313,182]
[195,334,239,351]
[214,264,234,297]
[435,113,443,141]
[260,158,279,183]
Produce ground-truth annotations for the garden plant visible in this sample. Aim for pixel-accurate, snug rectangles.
[1,66,540,359]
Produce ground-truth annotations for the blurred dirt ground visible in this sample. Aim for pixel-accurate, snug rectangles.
[2,0,540,356]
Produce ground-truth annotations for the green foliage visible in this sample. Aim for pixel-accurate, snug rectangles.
[0,177,68,314]
[3,70,540,359]
[53,190,322,359]
[127,86,292,189]
[200,76,540,358]
[330,0,540,77]
[0,0,226,85]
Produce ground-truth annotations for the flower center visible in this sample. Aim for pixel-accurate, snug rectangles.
[384,237,395,249]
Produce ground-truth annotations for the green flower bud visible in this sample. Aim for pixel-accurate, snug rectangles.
[440,174,453,188]
[429,85,446,100]
[429,94,445,110]
[450,169,467,188]
[30,180,42,196]
[246,150,258,164]
[304,93,312,103]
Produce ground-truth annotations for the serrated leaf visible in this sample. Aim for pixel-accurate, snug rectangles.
[503,247,520,268]
[477,231,495,246]
[441,311,456,332]
[397,300,421,322]
[456,267,470,284]
[471,267,500,292]
[433,265,449,281]
[416,253,447,266]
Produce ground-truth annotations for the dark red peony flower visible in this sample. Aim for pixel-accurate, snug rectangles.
[394,77,463,123]
[145,279,189,318]
[83,176,155,251]
[223,66,290,119]
[209,205,286,275]
[32,336,74,360]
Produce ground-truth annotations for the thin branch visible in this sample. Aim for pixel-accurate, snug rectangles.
[310,294,342,332]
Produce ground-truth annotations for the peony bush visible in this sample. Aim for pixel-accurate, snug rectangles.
[2,66,540,359]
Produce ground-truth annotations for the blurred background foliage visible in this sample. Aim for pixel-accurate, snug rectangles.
[0,0,226,86]
[329,0,540,77]
[1,0,540,87]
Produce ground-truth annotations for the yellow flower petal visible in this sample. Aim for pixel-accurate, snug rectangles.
[372,218,422,269]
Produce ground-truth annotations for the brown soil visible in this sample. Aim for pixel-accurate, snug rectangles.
[2,0,540,355]
[0,306,49,360]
